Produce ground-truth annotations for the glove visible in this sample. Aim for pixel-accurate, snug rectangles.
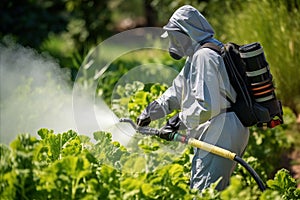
[158,113,183,141]
[136,101,158,126]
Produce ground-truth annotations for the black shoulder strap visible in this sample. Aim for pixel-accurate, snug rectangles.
[201,42,222,55]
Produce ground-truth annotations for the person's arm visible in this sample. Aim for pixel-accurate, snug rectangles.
[155,69,184,116]
[136,67,185,126]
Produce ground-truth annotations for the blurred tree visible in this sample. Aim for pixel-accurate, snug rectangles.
[144,0,158,26]
[0,0,69,48]
[64,0,112,52]
[145,0,204,26]
[0,0,112,53]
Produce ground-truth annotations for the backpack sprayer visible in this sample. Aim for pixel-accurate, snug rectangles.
[204,42,283,128]
[238,42,283,128]
[119,118,266,192]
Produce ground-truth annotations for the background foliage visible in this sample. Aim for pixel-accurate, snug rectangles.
[1,0,299,113]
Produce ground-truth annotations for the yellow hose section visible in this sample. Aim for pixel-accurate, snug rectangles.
[188,138,236,160]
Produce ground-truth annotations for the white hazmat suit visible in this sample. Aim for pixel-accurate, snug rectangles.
[138,5,249,191]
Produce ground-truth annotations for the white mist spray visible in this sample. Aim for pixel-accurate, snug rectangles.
[0,40,132,145]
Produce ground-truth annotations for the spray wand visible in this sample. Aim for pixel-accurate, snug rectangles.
[119,118,266,192]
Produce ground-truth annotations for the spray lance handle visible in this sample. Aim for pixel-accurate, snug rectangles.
[119,118,235,160]
[118,117,237,160]
[173,133,236,160]
[172,132,265,191]
[135,124,236,161]
[119,118,266,191]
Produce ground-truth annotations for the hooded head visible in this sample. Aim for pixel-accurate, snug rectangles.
[162,5,216,59]
[162,5,215,42]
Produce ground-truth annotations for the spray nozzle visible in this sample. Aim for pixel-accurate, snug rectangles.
[119,118,159,135]
[119,118,189,143]
[119,118,137,129]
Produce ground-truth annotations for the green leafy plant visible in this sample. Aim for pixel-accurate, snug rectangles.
[0,127,299,200]
[262,169,300,200]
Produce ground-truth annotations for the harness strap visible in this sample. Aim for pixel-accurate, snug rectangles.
[220,107,234,114]
[201,42,222,55]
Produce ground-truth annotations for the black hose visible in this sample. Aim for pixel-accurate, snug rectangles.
[234,156,266,191]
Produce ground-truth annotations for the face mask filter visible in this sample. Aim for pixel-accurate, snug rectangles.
[169,47,183,60]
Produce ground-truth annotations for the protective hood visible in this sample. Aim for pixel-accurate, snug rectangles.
[162,5,215,43]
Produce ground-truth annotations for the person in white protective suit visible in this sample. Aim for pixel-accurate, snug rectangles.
[136,5,250,191]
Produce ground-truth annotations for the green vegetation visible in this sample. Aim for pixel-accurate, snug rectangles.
[0,123,299,199]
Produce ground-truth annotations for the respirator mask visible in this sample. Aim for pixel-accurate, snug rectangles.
[167,31,193,60]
